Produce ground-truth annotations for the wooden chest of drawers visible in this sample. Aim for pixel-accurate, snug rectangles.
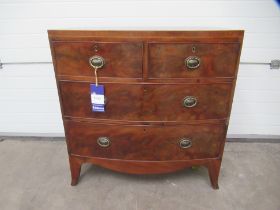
[48,30,243,189]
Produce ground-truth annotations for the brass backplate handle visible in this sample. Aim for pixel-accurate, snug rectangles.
[179,138,192,149]
[183,96,197,108]
[97,137,110,147]
[185,56,200,69]
[89,55,105,69]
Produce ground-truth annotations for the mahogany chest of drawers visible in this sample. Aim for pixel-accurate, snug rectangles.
[48,30,243,189]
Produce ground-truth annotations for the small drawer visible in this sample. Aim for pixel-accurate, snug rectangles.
[59,82,233,121]
[66,121,226,161]
[53,41,143,78]
[148,43,240,78]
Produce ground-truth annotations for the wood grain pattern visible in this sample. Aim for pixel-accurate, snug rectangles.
[148,43,240,78]
[65,120,226,161]
[59,81,233,121]
[48,30,244,43]
[53,41,143,78]
[68,155,222,187]
[48,30,244,189]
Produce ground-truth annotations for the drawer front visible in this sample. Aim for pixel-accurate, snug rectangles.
[66,121,225,161]
[148,43,240,78]
[53,41,143,78]
[60,82,233,121]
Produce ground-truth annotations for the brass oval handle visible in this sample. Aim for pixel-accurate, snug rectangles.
[179,138,192,149]
[97,137,110,147]
[89,55,105,69]
[185,56,200,69]
[183,96,197,108]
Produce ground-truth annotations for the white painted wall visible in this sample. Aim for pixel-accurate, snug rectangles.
[0,0,280,137]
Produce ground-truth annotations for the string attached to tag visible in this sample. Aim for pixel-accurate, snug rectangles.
[94,67,99,86]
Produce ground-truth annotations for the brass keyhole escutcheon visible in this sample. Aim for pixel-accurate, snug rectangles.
[192,46,196,53]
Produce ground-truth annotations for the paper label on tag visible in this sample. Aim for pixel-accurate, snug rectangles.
[90,84,105,112]
[91,94,104,104]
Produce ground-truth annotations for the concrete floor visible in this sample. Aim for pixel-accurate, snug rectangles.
[0,139,279,210]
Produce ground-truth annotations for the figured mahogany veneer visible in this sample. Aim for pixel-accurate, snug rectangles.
[148,43,240,78]
[59,82,233,121]
[53,41,143,78]
[66,121,226,160]
[48,30,244,189]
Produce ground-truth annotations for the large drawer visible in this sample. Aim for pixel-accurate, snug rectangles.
[59,81,233,121]
[66,121,226,161]
[52,41,143,78]
[148,43,240,78]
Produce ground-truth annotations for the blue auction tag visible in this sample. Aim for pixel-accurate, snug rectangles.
[90,84,105,112]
